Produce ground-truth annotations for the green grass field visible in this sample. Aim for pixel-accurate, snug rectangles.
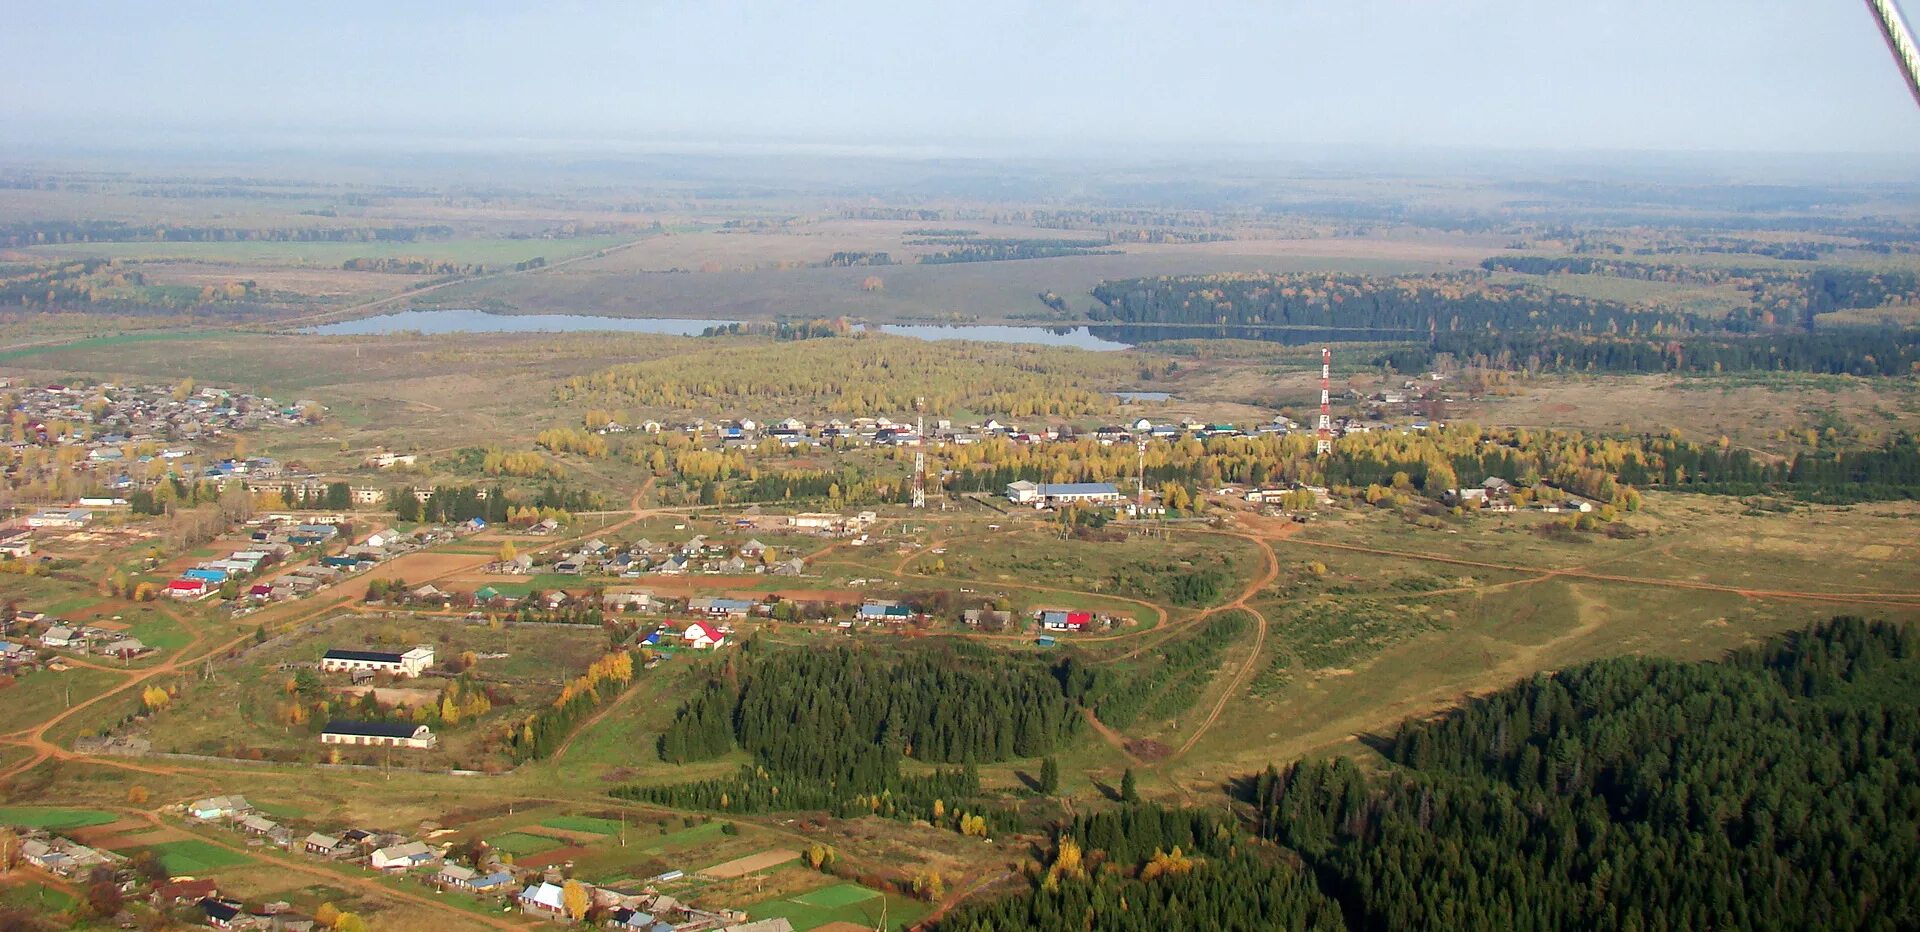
[0,330,220,362]
[642,821,725,853]
[538,815,623,836]
[488,832,566,857]
[0,806,120,830]
[129,614,193,650]
[0,882,75,913]
[747,883,927,931]
[795,883,882,908]
[125,840,254,875]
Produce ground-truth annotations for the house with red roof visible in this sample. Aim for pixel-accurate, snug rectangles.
[168,578,210,599]
[682,621,726,650]
[1039,610,1093,631]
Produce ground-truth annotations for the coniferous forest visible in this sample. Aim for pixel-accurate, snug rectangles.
[620,641,1078,818]
[943,618,1920,931]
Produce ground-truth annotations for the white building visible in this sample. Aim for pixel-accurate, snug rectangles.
[26,509,91,529]
[321,721,437,749]
[1005,481,1124,508]
[320,646,434,677]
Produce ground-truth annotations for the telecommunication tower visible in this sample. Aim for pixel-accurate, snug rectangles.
[1135,437,1148,515]
[1316,346,1333,456]
[910,400,927,509]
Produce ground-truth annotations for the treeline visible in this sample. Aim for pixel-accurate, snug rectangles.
[341,257,483,275]
[1250,617,1920,931]
[0,220,453,247]
[938,806,1344,931]
[617,763,984,822]
[504,651,636,762]
[2,259,258,311]
[700,318,856,341]
[823,251,895,267]
[916,237,1119,264]
[385,481,604,524]
[1090,272,1698,335]
[1374,329,1920,377]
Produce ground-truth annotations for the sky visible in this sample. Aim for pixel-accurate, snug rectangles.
[3,0,1918,158]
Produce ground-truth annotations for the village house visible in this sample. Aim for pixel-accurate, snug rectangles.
[199,897,247,929]
[603,590,654,612]
[1039,609,1094,632]
[319,720,438,749]
[167,578,211,599]
[0,528,32,559]
[150,878,219,908]
[189,795,252,820]
[609,907,673,931]
[438,864,513,892]
[320,646,434,677]
[689,597,754,618]
[682,621,727,650]
[518,881,569,918]
[963,609,1013,628]
[303,832,350,858]
[369,840,438,870]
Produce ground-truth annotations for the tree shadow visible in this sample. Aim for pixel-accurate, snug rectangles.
[1091,779,1120,802]
[1013,769,1042,793]
[1355,730,1395,757]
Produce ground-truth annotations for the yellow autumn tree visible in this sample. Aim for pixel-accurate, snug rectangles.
[562,880,590,920]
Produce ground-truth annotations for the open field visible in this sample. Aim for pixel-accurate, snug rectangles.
[0,806,119,830]
[1471,372,1920,452]
[23,234,637,270]
[122,839,255,875]
[138,608,610,766]
[700,848,799,878]
[746,881,930,931]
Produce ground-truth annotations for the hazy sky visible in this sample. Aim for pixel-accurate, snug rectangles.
[4,0,1918,156]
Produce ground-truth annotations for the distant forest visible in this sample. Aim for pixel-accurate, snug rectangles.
[918,237,1120,264]
[1483,257,1920,328]
[1080,268,1919,377]
[943,617,1920,931]
[0,219,453,247]
[1089,272,1702,335]
[1374,329,1920,378]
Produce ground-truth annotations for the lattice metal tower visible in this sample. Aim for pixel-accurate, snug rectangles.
[910,401,927,509]
[1316,346,1334,456]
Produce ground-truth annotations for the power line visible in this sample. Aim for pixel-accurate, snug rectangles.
[1866,0,1920,108]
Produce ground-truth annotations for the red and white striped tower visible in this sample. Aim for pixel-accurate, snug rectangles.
[1316,346,1333,456]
